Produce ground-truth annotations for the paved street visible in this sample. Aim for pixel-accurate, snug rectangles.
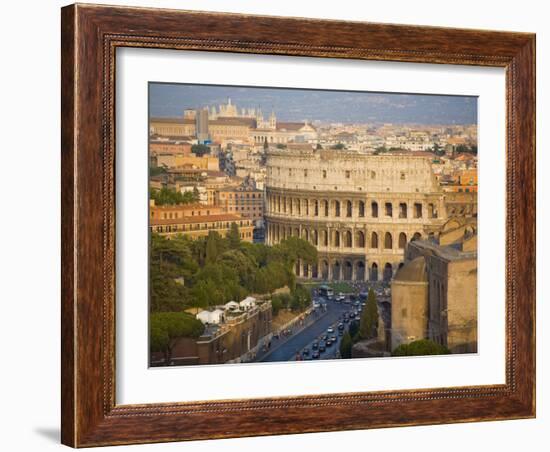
[260,299,352,362]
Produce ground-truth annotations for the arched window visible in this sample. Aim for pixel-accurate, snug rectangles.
[371,231,378,248]
[344,230,352,247]
[358,201,365,217]
[346,200,352,217]
[398,232,407,249]
[356,230,365,247]
[371,201,378,218]
[384,232,393,249]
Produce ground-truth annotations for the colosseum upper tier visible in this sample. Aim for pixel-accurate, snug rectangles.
[265,149,457,282]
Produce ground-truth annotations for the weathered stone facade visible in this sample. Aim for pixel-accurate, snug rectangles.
[265,149,449,281]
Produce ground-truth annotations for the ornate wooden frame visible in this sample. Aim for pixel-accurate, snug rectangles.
[61,3,536,447]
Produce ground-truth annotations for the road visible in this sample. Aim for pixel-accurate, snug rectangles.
[260,300,352,362]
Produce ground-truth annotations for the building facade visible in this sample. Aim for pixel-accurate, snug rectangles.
[150,202,254,241]
[390,218,478,353]
[264,149,450,281]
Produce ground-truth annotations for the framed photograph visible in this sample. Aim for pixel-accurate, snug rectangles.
[61,3,536,447]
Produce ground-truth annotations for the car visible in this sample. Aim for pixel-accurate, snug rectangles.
[312,341,319,350]
[327,327,334,334]
[312,351,320,359]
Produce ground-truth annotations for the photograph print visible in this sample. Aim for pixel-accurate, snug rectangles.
[148,83,478,367]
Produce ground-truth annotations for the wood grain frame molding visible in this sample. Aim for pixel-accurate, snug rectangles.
[61,3,535,447]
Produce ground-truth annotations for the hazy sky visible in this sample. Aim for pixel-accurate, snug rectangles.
[149,83,477,125]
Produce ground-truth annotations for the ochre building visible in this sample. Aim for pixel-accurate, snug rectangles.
[265,149,455,281]
[149,202,254,241]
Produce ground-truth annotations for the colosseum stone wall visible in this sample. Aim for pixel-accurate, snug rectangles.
[265,149,451,281]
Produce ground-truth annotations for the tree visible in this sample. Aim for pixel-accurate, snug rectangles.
[205,231,222,264]
[392,339,450,357]
[227,222,241,249]
[150,312,205,364]
[150,187,198,206]
[339,332,353,359]
[358,288,378,339]
[191,144,210,156]
[271,297,283,316]
[348,319,360,341]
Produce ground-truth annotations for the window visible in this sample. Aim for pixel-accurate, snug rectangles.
[414,203,423,218]
[371,201,378,218]
[358,201,365,217]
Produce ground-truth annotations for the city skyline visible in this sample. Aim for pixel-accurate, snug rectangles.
[149,83,477,125]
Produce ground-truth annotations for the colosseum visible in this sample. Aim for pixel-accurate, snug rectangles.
[265,148,476,282]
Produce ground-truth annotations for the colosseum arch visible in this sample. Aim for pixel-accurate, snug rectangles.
[355,230,365,248]
[371,231,379,248]
[371,201,379,218]
[344,230,352,248]
[356,261,366,281]
[321,260,329,279]
[333,230,341,247]
[384,232,393,249]
[370,262,379,281]
[321,230,328,247]
[311,263,319,279]
[346,200,353,217]
[332,261,341,280]
[312,229,319,245]
[322,199,329,216]
[383,263,393,281]
[334,200,341,217]
[398,232,407,249]
[343,261,353,281]
[358,200,365,217]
